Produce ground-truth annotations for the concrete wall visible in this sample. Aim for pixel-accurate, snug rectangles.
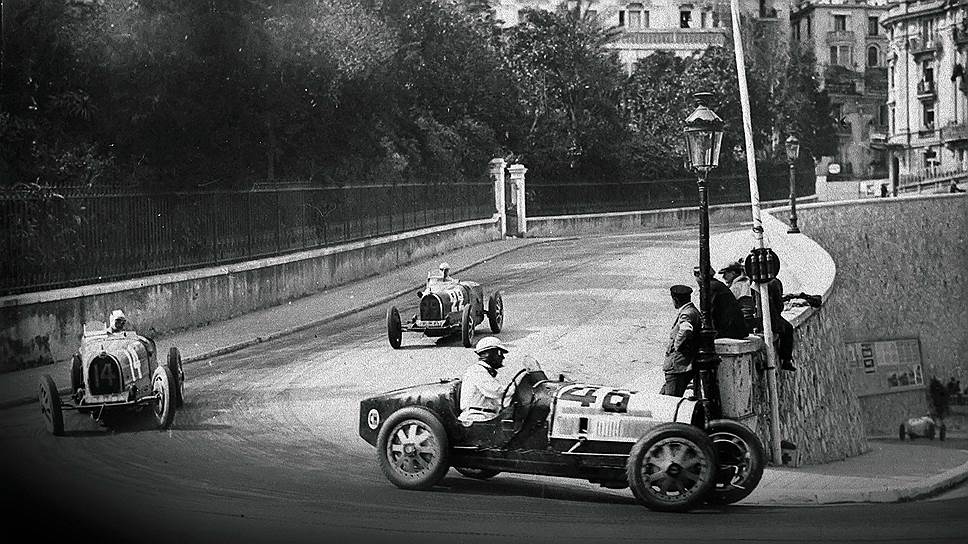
[786,193,968,435]
[0,218,501,373]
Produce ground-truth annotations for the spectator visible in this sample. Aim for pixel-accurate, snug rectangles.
[660,285,701,397]
[693,265,749,340]
[929,377,949,420]
[753,278,796,371]
[719,260,757,333]
[950,180,966,193]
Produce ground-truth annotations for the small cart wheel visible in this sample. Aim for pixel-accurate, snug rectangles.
[167,347,185,408]
[626,422,717,512]
[38,375,64,436]
[456,467,501,480]
[377,406,450,490]
[151,365,175,430]
[387,306,402,349]
[460,305,474,348]
[487,291,504,333]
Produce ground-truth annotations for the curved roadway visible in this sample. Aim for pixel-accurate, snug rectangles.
[2,230,966,543]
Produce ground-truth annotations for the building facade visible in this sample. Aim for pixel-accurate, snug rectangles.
[492,0,790,69]
[791,0,892,179]
[882,0,968,181]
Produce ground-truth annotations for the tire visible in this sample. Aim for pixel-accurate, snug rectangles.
[705,419,765,505]
[940,424,946,441]
[898,424,906,441]
[38,375,64,436]
[456,467,501,480]
[167,347,185,408]
[626,422,717,512]
[487,291,504,333]
[151,365,175,430]
[70,354,83,395]
[460,305,474,348]
[387,306,402,349]
[377,406,450,490]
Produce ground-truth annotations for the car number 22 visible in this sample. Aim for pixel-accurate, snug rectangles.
[558,385,631,413]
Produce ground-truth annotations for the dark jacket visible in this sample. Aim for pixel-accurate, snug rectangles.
[754,278,794,359]
[663,302,701,374]
[709,278,750,339]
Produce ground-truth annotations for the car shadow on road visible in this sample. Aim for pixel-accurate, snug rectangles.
[437,473,637,505]
[59,408,231,435]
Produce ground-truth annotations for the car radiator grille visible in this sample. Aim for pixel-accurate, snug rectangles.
[88,355,123,395]
[420,295,443,321]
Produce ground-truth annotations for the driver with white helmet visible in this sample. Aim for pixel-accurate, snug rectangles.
[458,336,509,425]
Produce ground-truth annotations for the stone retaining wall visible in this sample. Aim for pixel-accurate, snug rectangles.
[0,218,501,373]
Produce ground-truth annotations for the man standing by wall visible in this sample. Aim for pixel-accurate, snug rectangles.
[661,285,701,397]
[694,266,749,340]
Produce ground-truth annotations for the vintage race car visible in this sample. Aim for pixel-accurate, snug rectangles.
[359,359,765,512]
[899,415,946,441]
[386,262,504,348]
[38,320,185,435]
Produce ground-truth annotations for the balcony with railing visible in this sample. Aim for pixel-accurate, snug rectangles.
[909,36,941,58]
[614,28,728,47]
[941,121,968,144]
[916,79,936,101]
[826,30,855,44]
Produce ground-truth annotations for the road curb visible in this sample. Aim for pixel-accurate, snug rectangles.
[2,238,557,410]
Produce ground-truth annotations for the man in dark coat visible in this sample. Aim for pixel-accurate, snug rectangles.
[694,266,749,340]
[753,277,796,371]
[661,285,701,397]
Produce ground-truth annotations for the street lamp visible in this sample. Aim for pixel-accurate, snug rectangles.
[785,135,801,234]
[683,92,725,416]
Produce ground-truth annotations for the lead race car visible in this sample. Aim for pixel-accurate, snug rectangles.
[38,317,185,435]
[359,357,765,512]
[386,262,504,348]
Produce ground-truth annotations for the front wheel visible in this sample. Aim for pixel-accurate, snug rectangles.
[377,407,450,490]
[460,305,474,348]
[39,375,64,436]
[151,365,175,430]
[626,422,717,512]
[167,347,185,408]
[705,419,765,505]
[455,467,501,480]
[487,291,504,333]
[387,306,402,349]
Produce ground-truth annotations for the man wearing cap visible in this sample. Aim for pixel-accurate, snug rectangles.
[719,260,757,333]
[661,285,701,396]
[693,265,749,340]
[458,336,509,425]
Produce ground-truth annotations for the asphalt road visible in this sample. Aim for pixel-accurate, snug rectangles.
[2,230,966,544]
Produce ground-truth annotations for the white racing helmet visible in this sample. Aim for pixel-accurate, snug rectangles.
[474,336,509,355]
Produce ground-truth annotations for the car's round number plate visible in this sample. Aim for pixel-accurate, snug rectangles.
[367,409,380,430]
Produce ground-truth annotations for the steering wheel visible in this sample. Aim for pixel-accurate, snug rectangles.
[501,368,530,409]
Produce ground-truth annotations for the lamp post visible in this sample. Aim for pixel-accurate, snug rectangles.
[785,135,801,234]
[683,92,725,418]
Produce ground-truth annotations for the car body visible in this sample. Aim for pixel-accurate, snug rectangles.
[38,320,185,435]
[386,263,504,348]
[899,415,946,441]
[359,360,764,512]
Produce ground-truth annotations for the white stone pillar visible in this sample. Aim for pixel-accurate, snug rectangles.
[488,158,507,238]
[508,164,527,238]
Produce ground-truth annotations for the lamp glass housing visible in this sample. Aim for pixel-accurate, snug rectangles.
[684,128,724,171]
[785,135,800,162]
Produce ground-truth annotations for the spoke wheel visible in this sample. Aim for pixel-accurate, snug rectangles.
[38,375,64,436]
[167,347,185,408]
[455,467,501,480]
[460,305,474,348]
[627,422,716,512]
[387,306,402,349]
[705,419,765,505]
[487,291,504,333]
[151,366,175,430]
[377,407,450,490]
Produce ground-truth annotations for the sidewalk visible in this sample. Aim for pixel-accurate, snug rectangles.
[3,234,968,506]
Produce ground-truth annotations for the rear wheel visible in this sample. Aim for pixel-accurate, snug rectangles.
[626,422,717,512]
[387,306,402,349]
[151,366,175,430]
[167,347,185,408]
[70,354,83,396]
[455,467,500,480]
[460,305,474,348]
[705,419,765,505]
[898,424,906,441]
[38,375,64,436]
[487,291,504,333]
[940,424,947,441]
[377,407,450,490]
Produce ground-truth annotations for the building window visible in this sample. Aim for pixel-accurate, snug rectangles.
[923,104,934,130]
[795,20,801,41]
[626,4,648,30]
[889,64,895,91]
[834,15,848,32]
[680,9,692,29]
[868,16,879,36]
[879,104,889,127]
[830,45,853,66]
[923,61,934,84]
[867,46,879,67]
[889,105,895,134]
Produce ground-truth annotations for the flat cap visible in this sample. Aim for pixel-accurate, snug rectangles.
[718,261,744,274]
[670,285,693,297]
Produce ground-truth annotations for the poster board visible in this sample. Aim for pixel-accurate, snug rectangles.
[846,338,924,397]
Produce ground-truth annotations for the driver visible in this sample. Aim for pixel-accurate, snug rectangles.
[108,309,127,333]
[458,336,509,425]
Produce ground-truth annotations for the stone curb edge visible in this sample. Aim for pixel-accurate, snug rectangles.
[1,238,561,410]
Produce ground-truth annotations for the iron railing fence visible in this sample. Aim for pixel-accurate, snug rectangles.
[527,167,797,216]
[898,167,968,194]
[0,182,493,296]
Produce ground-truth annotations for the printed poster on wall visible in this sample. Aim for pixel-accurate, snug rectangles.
[846,338,924,397]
